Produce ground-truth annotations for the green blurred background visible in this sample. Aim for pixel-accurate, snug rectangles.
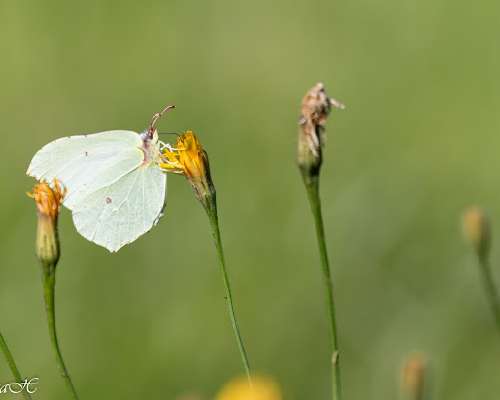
[1,0,500,398]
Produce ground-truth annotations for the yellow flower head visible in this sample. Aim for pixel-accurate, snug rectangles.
[28,179,66,220]
[216,376,282,400]
[161,131,215,203]
[161,131,207,175]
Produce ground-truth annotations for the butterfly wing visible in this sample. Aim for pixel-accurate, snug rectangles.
[27,130,144,209]
[71,164,167,252]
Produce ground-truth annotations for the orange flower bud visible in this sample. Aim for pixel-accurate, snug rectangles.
[28,180,65,268]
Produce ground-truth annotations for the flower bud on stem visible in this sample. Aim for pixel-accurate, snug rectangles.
[462,207,500,333]
[29,181,79,400]
[298,83,344,400]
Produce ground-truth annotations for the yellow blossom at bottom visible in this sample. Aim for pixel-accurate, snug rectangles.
[215,376,282,400]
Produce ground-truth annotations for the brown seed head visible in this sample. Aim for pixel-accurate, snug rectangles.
[297,82,344,179]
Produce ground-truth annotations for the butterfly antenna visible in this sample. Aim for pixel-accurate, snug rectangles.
[148,105,176,137]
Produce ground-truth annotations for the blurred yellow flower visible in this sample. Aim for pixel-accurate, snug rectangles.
[215,376,282,400]
[462,206,491,261]
[401,353,427,399]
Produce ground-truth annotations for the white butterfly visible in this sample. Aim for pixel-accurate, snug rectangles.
[27,106,176,252]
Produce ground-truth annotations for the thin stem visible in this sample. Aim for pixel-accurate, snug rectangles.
[477,256,500,333]
[204,196,252,383]
[0,332,32,400]
[303,174,342,400]
[43,268,80,400]
[401,385,425,400]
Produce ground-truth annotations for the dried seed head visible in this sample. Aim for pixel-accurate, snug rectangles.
[462,206,491,261]
[297,82,344,179]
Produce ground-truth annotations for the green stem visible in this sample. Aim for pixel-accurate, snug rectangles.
[204,196,252,383]
[0,332,32,400]
[303,174,342,400]
[43,267,80,400]
[401,385,425,400]
[477,256,500,333]
[400,376,425,400]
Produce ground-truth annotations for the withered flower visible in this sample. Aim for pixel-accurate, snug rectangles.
[297,82,344,180]
[297,83,345,400]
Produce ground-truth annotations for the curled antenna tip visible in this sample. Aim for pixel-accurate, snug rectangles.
[149,104,176,136]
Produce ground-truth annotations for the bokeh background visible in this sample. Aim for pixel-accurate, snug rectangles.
[1,0,499,398]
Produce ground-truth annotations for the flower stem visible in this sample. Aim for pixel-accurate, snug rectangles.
[401,385,425,400]
[203,195,252,383]
[42,267,80,400]
[477,255,500,333]
[0,332,32,400]
[302,174,342,400]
